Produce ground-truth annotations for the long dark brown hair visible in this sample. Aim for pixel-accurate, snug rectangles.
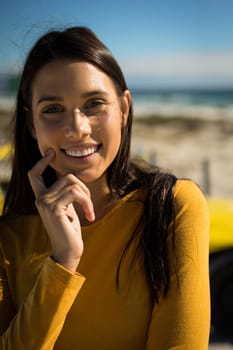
[3,27,177,302]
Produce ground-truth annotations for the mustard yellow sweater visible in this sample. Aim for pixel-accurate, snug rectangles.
[0,180,210,349]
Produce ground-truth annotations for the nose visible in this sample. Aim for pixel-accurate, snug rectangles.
[65,108,91,138]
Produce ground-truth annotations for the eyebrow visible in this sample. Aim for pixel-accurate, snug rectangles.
[81,90,109,98]
[36,90,109,106]
[36,96,63,105]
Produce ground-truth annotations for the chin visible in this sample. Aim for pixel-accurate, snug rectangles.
[76,170,107,184]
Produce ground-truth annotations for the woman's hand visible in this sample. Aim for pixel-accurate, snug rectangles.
[28,149,95,272]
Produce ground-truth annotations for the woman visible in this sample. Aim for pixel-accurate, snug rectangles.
[0,27,210,349]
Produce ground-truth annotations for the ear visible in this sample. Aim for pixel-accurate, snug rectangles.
[121,89,131,127]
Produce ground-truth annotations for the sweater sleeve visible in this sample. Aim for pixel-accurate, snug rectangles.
[0,255,85,350]
[146,180,210,350]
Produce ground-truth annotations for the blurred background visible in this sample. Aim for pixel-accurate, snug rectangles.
[1,0,233,348]
[1,0,233,197]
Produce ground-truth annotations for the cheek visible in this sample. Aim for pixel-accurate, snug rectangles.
[98,117,121,140]
[100,117,122,155]
[33,123,59,155]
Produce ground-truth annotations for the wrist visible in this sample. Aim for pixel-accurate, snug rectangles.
[50,255,81,273]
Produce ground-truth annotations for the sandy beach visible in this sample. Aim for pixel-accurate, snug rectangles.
[131,108,233,199]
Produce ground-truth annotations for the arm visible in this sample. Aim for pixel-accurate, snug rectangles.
[0,253,85,350]
[146,180,210,350]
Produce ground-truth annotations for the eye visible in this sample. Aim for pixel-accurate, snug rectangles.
[42,105,64,114]
[85,100,105,109]
[83,99,108,117]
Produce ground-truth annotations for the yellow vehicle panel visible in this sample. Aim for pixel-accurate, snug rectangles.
[0,144,12,160]
[208,198,233,254]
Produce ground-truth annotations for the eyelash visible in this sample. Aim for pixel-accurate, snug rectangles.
[43,105,63,114]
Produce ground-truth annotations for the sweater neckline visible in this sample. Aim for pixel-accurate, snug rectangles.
[81,189,141,232]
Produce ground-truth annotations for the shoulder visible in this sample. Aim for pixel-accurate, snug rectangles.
[0,213,45,247]
[170,180,209,245]
[171,180,209,244]
[173,179,208,214]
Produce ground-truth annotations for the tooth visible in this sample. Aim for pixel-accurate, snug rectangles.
[65,146,97,157]
[83,149,89,156]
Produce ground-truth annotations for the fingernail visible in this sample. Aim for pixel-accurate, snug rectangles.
[89,211,95,222]
[46,149,54,156]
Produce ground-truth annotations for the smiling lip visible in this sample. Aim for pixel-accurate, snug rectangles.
[63,144,99,158]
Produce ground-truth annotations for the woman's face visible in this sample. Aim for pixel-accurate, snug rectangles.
[30,60,131,185]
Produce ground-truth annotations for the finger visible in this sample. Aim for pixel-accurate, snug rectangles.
[48,173,91,198]
[28,149,55,197]
[69,186,95,222]
[37,185,95,222]
[37,180,89,206]
[41,175,92,206]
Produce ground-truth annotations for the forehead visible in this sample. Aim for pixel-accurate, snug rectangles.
[31,60,117,97]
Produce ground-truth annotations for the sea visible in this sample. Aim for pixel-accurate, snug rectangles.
[130,88,233,120]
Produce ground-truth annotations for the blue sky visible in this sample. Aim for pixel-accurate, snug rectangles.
[1,0,233,88]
